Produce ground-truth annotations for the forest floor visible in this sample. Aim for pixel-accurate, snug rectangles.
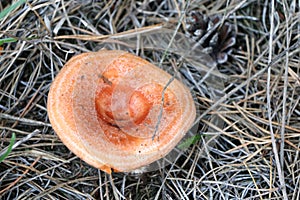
[0,0,299,199]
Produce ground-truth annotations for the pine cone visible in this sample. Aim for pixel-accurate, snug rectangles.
[186,11,236,64]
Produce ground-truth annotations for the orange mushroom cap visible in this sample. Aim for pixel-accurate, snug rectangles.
[47,50,196,173]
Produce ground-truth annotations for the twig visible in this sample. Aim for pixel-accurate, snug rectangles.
[0,156,41,194]
[0,129,41,158]
[266,1,288,199]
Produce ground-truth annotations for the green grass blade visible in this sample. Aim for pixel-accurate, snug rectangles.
[178,134,202,150]
[0,0,27,20]
[0,133,16,162]
[0,37,17,46]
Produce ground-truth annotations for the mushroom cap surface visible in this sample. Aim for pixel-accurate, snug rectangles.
[47,50,196,173]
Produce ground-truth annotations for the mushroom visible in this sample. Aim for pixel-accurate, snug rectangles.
[47,50,196,173]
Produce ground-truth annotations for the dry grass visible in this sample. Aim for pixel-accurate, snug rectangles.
[0,0,300,199]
